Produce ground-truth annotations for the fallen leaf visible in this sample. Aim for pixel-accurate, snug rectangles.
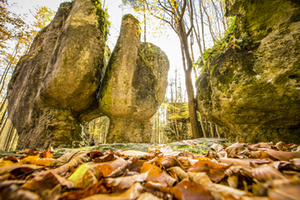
[107,157,134,178]
[119,150,150,159]
[188,160,231,182]
[81,182,143,200]
[214,184,252,199]
[141,163,176,187]
[265,150,300,161]
[3,156,19,163]
[136,192,163,200]
[220,158,250,167]
[22,172,73,195]
[90,150,104,159]
[93,157,127,171]
[106,169,150,189]
[68,163,91,183]
[0,164,42,176]
[93,153,115,163]
[170,179,214,200]
[252,165,286,183]
[90,164,114,179]
[0,159,15,167]
[44,184,61,200]
[60,179,113,200]
[167,166,188,181]
[268,184,300,200]
[43,148,53,158]
[0,184,41,200]
[241,150,270,159]
[74,169,98,189]
[211,142,224,152]
[188,172,224,200]
[159,146,182,156]
[225,143,246,158]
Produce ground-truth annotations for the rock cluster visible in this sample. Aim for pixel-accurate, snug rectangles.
[8,0,104,149]
[196,0,300,143]
[7,0,169,148]
[99,15,169,143]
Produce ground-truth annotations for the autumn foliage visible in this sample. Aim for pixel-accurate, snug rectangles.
[0,140,300,199]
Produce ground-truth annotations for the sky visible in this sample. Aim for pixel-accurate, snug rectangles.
[8,0,192,100]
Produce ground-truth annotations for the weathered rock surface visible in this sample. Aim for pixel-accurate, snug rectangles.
[99,15,170,143]
[196,0,300,143]
[7,0,105,149]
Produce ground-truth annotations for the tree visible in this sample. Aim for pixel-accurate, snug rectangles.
[145,0,201,139]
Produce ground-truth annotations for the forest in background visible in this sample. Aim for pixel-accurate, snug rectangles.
[0,0,228,150]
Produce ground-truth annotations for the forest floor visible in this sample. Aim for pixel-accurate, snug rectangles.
[0,138,300,199]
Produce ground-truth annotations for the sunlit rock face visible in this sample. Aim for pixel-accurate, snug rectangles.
[99,14,170,143]
[196,0,300,143]
[7,0,104,149]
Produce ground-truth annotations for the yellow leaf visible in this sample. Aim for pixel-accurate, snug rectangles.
[68,163,91,183]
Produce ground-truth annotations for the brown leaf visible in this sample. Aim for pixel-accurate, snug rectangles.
[188,160,231,182]
[141,163,176,187]
[3,156,19,163]
[158,146,182,156]
[81,182,143,200]
[268,184,300,200]
[170,179,214,200]
[106,157,134,178]
[188,172,224,200]
[252,165,286,183]
[176,156,192,170]
[90,150,104,159]
[93,153,116,163]
[119,150,150,159]
[241,150,271,159]
[44,184,61,200]
[93,157,127,171]
[22,172,70,195]
[211,142,224,152]
[35,163,69,177]
[0,164,42,176]
[90,164,114,179]
[214,184,252,199]
[167,167,188,181]
[106,169,150,190]
[220,158,250,167]
[0,185,41,200]
[158,156,180,169]
[225,143,246,158]
[137,192,163,200]
[265,150,300,161]
[60,179,113,200]
[275,141,290,151]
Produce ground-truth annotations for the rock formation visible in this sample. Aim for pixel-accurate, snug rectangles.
[99,14,169,143]
[196,0,300,143]
[7,0,105,149]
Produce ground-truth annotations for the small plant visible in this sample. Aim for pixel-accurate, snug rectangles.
[91,0,111,42]
[195,16,250,74]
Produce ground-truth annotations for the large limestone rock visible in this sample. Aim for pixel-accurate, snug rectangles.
[196,0,300,143]
[99,15,169,143]
[7,0,105,149]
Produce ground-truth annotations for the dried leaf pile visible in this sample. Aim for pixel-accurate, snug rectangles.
[1,141,300,200]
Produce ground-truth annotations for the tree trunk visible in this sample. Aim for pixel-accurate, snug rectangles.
[210,122,214,138]
[199,114,207,138]
[205,118,208,134]
[215,124,220,139]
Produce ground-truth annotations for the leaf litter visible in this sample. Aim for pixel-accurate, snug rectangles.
[0,140,300,199]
